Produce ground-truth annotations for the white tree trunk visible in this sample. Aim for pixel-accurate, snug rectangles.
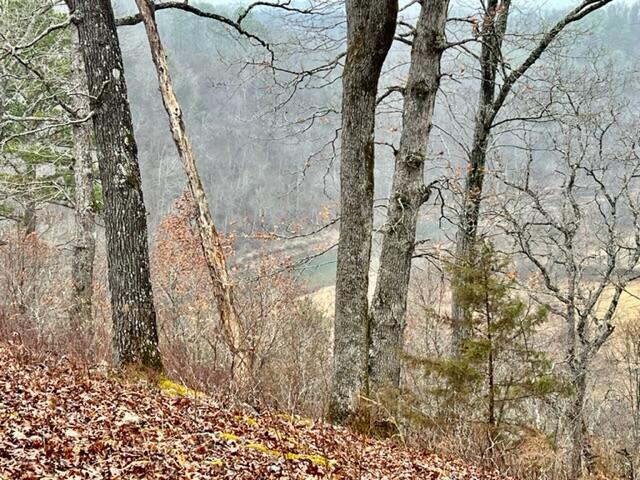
[134,0,249,380]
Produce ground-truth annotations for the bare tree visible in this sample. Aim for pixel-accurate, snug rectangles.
[368,0,449,398]
[451,0,613,352]
[329,0,398,424]
[69,0,162,370]
[495,81,640,476]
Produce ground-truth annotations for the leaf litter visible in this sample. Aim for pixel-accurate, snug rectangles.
[0,346,512,479]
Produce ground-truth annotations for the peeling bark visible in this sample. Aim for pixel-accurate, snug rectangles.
[329,0,398,424]
[69,0,162,371]
[368,0,449,397]
[133,0,249,379]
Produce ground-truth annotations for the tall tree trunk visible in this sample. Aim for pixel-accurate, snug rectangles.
[69,0,162,371]
[68,22,96,330]
[368,0,449,397]
[450,0,510,354]
[133,0,249,379]
[329,0,398,424]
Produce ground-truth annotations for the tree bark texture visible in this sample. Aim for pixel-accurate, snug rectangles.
[133,0,249,379]
[70,0,162,371]
[567,361,588,478]
[329,0,398,424]
[68,20,96,331]
[368,0,449,396]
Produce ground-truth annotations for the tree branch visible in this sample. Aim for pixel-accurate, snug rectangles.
[488,0,613,128]
[115,1,274,59]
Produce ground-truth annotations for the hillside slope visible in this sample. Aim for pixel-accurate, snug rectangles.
[0,345,510,479]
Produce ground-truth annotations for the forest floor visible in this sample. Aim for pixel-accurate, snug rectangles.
[0,344,511,479]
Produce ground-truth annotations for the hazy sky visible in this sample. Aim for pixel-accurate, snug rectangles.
[112,0,634,18]
[166,0,636,8]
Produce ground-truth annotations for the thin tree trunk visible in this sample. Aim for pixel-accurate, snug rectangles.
[69,0,162,371]
[487,315,495,427]
[68,23,96,330]
[566,305,594,478]
[133,0,248,379]
[329,0,398,424]
[22,195,37,236]
[368,0,449,397]
[568,363,588,478]
[451,0,510,354]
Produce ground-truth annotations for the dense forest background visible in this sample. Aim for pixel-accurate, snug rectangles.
[113,0,640,273]
[112,0,639,232]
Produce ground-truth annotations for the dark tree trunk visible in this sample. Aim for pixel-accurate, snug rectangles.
[451,0,510,354]
[69,0,162,371]
[329,0,397,424]
[68,23,96,331]
[368,0,449,397]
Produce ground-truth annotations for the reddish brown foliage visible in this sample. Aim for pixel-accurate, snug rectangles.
[0,229,111,365]
[150,196,331,414]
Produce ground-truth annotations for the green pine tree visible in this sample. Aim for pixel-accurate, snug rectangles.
[0,0,95,229]
[406,241,566,446]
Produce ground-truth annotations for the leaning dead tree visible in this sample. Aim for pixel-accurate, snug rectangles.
[133,0,249,378]
[368,0,450,398]
[329,0,398,424]
[451,0,613,352]
[495,79,640,476]
[114,0,347,385]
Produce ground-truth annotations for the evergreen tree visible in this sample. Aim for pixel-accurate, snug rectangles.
[0,0,76,231]
[408,241,565,448]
